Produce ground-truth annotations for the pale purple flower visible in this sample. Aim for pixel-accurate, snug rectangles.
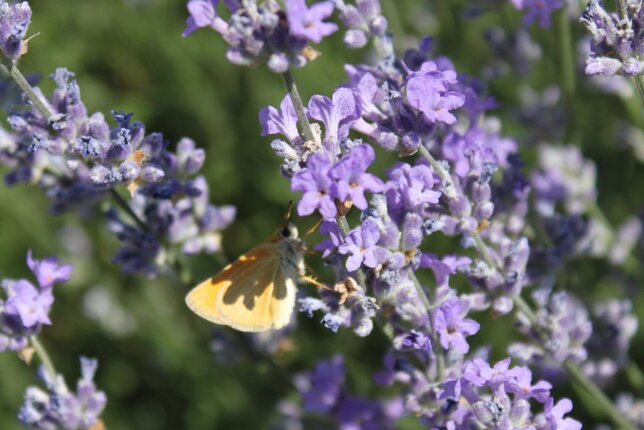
[308,87,361,142]
[315,220,342,257]
[183,0,228,37]
[432,297,480,353]
[405,61,465,125]
[285,0,338,44]
[330,144,384,210]
[27,250,73,288]
[338,219,385,271]
[4,280,53,328]
[505,366,552,403]
[420,253,471,289]
[463,359,511,393]
[259,95,302,144]
[291,153,337,219]
[385,162,441,219]
[536,398,582,430]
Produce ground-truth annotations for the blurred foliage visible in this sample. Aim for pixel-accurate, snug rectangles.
[0,0,643,428]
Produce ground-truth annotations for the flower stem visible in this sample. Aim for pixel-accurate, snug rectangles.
[0,56,53,119]
[109,189,151,233]
[557,7,575,102]
[565,360,636,430]
[1,54,154,239]
[281,70,316,144]
[29,335,57,379]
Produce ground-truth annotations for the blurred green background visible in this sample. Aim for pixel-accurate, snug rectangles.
[0,0,643,428]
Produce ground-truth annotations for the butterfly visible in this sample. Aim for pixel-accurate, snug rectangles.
[185,215,323,332]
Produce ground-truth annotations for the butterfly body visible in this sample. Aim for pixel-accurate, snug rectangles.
[185,224,305,332]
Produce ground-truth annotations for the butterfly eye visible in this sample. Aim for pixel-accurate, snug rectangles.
[281,226,291,238]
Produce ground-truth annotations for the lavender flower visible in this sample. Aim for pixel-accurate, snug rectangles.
[511,0,563,28]
[285,0,337,44]
[0,0,32,59]
[0,251,71,352]
[338,218,385,271]
[509,289,592,366]
[182,0,336,72]
[581,0,644,77]
[335,0,388,49]
[19,357,107,430]
[432,297,480,354]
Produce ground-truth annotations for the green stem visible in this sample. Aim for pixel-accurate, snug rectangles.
[110,189,151,233]
[565,361,637,430]
[557,7,575,102]
[625,361,644,393]
[281,70,316,144]
[0,56,53,119]
[29,335,57,379]
[632,75,644,110]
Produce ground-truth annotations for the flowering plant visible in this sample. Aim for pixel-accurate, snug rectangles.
[0,0,643,428]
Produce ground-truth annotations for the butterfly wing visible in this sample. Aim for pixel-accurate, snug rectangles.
[185,243,296,332]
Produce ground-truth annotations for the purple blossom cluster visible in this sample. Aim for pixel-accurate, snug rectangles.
[0,0,643,428]
[281,355,404,429]
[183,0,338,73]
[19,357,107,430]
[0,68,235,276]
[511,0,563,28]
[581,0,644,77]
[0,251,71,352]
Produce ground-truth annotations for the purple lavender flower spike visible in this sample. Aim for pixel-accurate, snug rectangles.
[259,94,302,144]
[308,87,361,143]
[285,0,338,44]
[295,354,345,413]
[19,357,107,429]
[26,250,73,288]
[291,153,337,219]
[330,144,384,210]
[511,0,562,28]
[432,297,480,353]
[338,218,385,271]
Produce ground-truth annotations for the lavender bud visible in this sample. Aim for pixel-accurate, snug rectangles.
[268,53,290,73]
[368,15,388,35]
[344,29,368,49]
[141,165,165,182]
[402,212,423,250]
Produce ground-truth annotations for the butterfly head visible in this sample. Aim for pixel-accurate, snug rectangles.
[278,222,299,240]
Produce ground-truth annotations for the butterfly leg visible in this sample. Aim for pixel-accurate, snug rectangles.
[299,275,334,292]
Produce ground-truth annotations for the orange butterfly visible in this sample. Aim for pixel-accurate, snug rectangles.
[185,217,323,332]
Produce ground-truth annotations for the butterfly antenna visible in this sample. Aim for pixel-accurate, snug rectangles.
[282,200,294,226]
[303,217,323,238]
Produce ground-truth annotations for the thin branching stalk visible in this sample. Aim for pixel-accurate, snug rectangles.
[29,335,56,380]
